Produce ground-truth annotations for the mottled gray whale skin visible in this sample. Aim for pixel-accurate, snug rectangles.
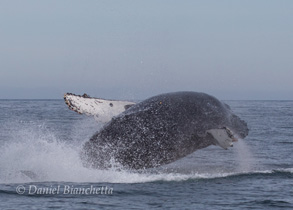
[81,92,249,170]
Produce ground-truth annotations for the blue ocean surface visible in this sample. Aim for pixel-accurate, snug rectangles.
[0,99,292,209]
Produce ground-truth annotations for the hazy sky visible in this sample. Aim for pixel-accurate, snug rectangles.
[0,0,292,100]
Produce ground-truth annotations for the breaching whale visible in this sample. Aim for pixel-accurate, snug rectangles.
[64,92,249,170]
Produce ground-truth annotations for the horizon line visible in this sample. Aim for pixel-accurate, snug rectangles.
[0,98,292,101]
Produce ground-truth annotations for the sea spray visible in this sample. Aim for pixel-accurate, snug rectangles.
[0,120,203,184]
[234,138,255,172]
[0,118,260,184]
[0,123,247,184]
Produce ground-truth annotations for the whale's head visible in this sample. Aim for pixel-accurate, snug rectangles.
[205,102,249,150]
[220,102,249,140]
[207,122,248,150]
[229,113,249,139]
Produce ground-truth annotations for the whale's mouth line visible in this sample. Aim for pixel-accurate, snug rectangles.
[225,127,238,142]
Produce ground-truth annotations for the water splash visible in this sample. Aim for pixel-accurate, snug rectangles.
[234,138,256,172]
[0,120,265,184]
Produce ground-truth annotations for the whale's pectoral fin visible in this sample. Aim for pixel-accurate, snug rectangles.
[64,93,136,123]
[206,127,237,150]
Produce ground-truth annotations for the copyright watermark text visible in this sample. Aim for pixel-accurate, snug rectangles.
[16,185,113,195]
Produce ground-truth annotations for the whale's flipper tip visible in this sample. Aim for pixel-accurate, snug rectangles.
[64,93,136,123]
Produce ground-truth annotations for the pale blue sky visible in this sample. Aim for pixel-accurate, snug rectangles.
[0,0,292,100]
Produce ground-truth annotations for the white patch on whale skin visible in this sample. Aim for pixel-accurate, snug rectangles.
[206,128,235,149]
[64,93,135,123]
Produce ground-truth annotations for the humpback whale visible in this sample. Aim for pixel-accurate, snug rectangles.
[64,92,249,170]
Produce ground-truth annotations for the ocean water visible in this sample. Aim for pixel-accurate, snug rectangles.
[0,99,292,209]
